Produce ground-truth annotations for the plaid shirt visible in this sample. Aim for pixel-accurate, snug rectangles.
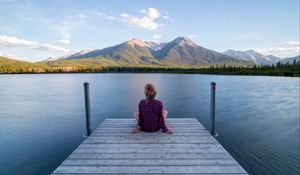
[138,99,168,132]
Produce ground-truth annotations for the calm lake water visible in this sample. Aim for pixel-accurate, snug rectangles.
[0,73,299,175]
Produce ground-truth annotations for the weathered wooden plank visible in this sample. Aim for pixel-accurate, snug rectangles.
[100,122,202,125]
[102,120,200,123]
[84,139,216,143]
[93,130,208,134]
[94,128,206,133]
[105,118,198,121]
[89,135,211,139]
[53,165,247,174]
[103,119,202,125]
[87,134,214,139]
[102,121,200,124]
[101,123,204,127]
[83,139,218,144]
[96,127,205,131]
[91,133,209,136]
[90,132,209,136]
[101,122,202,126]
[91,131,209,135]
[99,124,204,129]
[98,128,204,132]
[78,143,222,149]
[101,122,198,125]
[52,173,248,175]
[97,126,205,129]
[61,158,239,166]
[100,120,200,123]
[68,153,233,159]
[77,146,224,151]
[86,135,215,141]
[72,148,226,154]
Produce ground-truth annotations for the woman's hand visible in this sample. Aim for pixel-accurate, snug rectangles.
[165,129,173,134]
[131,126,141,134]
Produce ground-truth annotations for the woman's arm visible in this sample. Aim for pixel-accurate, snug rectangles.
[138,102,144,127]
[132,102,144,134]
[159,103,172,134]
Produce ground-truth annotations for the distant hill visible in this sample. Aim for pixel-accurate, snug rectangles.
[223,49,281,65]
[0,56,40,73]
[44,57,120,67]
[60,37,253,66]
[0,56,32,66]
[0,56,122,73]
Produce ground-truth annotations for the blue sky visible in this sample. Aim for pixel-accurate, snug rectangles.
[0,0,299,61]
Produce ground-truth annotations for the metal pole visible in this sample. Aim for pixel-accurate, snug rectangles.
[84,82,91,136]
[210,82,217,136]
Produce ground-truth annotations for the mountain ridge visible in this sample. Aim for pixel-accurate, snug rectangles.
[223,49,281,65]
[280,55,300,64]
[61,37,253,66]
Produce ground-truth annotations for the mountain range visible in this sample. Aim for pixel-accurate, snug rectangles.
[57,37,252,66]
[50,37,298,66]
[1,36,299,67]
[222,49,282,65]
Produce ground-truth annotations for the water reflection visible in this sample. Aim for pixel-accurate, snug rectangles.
[0,74,299,175]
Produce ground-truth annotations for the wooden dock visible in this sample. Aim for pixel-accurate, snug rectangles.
[52,118,247,174]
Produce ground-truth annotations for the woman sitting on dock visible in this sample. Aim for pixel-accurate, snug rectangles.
[132,83,173,134]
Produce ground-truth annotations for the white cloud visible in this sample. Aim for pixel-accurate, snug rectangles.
[94,11,116,20]
[78,13,89,19]
[143,8,160,19]
[0,35,37,47]
[162,15,169,19]
[0,35,69,53]
[58,39,70,45]
[120,8,161,30]
[153,34,161,40]
[139,9,147,13]
[107,16,116,20]
[287,41,300,45]
[52,13,92,46]
[256,41,300,57]
[38,43,69,52]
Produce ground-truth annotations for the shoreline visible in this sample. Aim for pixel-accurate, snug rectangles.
[0,71,299,77]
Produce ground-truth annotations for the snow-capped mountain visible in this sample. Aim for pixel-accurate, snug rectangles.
[42,57,60,62]
[145,41,167,51]
[63,49,91,60]
[223,49,281,65]
[54,37,251,66]
[152,37,250,65]
[123,38,166,51]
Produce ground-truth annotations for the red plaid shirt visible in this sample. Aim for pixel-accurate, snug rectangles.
[138,99,168,132]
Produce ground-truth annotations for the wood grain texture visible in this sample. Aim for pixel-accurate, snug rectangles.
[52,118,247,174]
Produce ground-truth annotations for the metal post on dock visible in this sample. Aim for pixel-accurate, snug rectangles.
[210,82,217,137]
[84,82,91,137]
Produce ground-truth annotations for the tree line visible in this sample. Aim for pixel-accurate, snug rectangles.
[1,59,299,77]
